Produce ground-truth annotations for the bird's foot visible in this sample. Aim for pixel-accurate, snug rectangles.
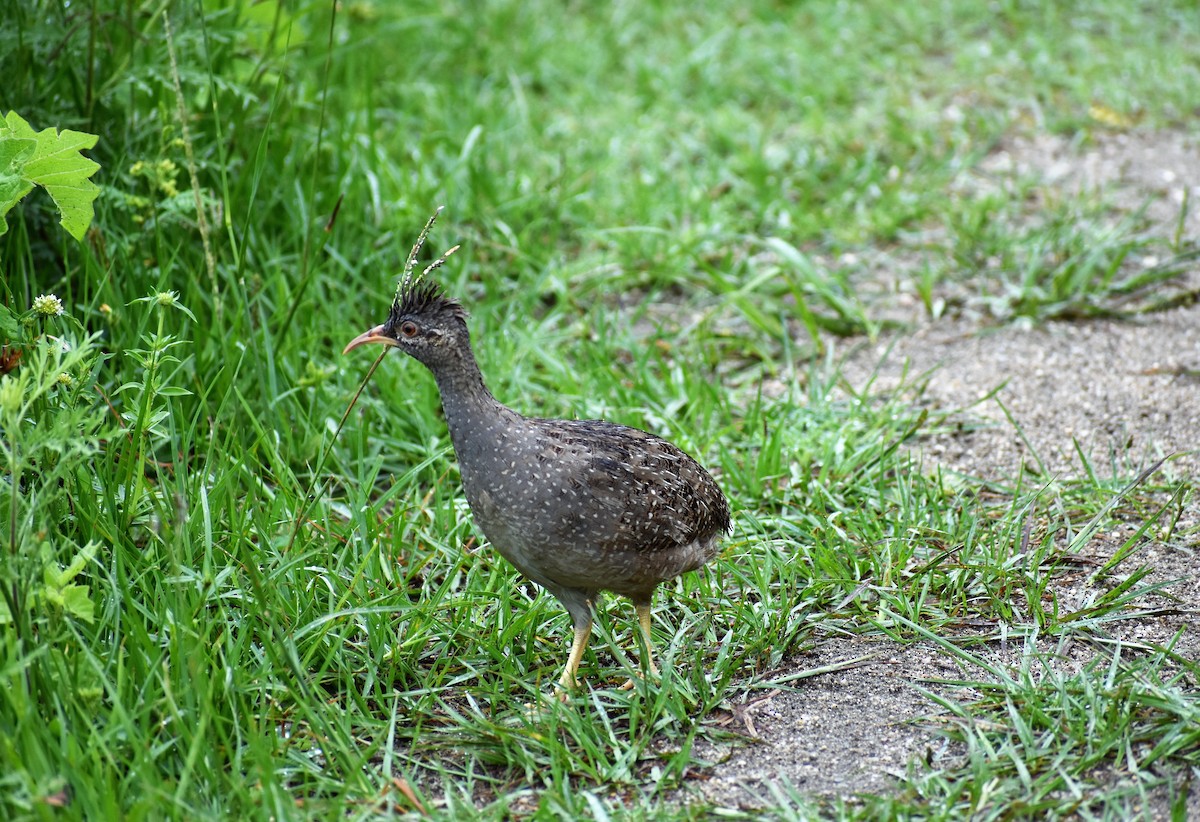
[556,672,580,699]
[617,666,661,692]
[522,683,576,717]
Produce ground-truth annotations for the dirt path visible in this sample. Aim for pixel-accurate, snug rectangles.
[686,129,1200,814]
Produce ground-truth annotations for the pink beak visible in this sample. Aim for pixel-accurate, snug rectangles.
[342,324,397,355]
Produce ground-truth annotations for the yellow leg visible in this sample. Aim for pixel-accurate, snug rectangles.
[620,603,661,690]
[635,603,661,678]
[557,622,592,691]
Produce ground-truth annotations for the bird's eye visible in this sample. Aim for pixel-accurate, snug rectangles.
[400,321,418,338]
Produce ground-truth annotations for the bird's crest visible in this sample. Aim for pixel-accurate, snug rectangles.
[389,207,463,321]
[395,206,460,301]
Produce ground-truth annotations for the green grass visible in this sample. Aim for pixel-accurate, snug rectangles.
[1,0,1198,818]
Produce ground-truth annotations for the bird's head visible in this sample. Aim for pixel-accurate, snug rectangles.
[342,280,469,369]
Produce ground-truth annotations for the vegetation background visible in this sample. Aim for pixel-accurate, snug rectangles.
[1,0,1197,818]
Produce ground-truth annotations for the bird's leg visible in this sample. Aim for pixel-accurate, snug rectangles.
[620,602,661,690]
[556,620,592,693]
[635,602,662,678]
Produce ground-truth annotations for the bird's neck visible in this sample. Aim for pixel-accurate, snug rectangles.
[428,347,520,453]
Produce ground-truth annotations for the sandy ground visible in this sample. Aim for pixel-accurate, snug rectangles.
[683,129,1200,815]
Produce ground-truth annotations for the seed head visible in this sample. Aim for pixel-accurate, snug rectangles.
[33,294,64,317]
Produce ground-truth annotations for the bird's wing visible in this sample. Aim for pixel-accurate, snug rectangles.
[539,419,729,553]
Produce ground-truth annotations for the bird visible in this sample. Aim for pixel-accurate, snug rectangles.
[343,252,730,693]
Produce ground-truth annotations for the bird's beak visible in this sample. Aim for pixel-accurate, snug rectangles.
[342,324,397,355]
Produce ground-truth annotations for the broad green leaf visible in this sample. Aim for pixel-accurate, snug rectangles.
[48,583,96,623]
[0,135,37,219]
[0,110,101,241]
[58,541,97,584]
[0,304,20,339]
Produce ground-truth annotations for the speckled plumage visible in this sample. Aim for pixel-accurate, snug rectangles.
[345,280,731,689]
